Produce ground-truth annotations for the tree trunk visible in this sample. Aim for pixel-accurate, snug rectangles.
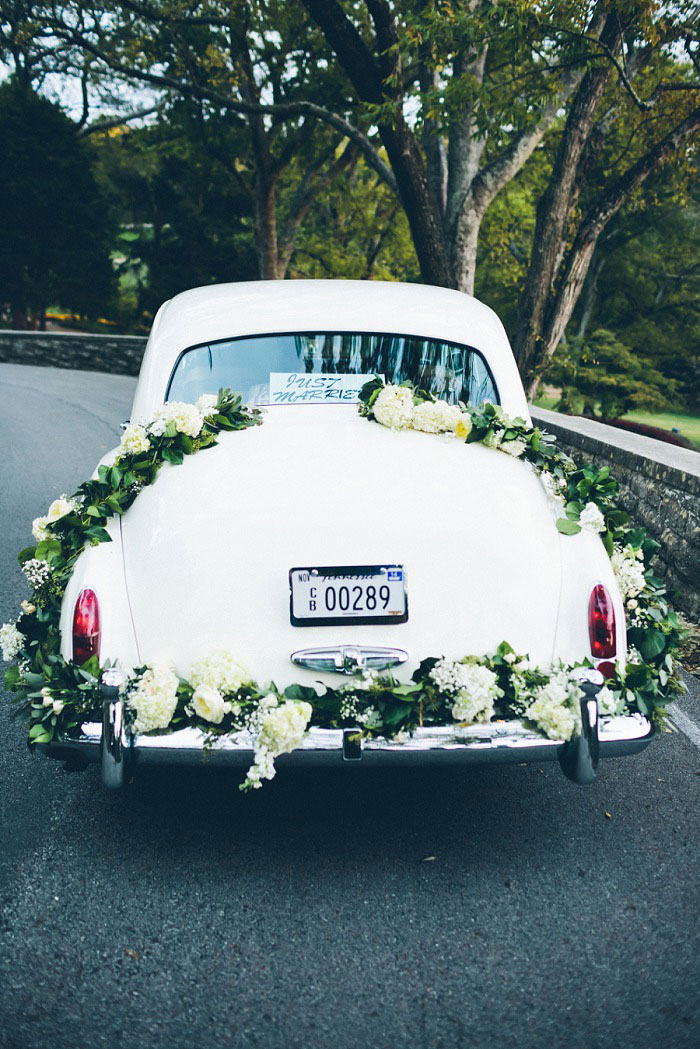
[576,252,603,339]
[254,178,280,280]
[302,0,455,288]
[450,203,483,295]
[511,13,624,378]
[524,101,700,398]
[379,119,455,287]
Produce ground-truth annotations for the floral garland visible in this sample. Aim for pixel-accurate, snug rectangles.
[1,380,683,792]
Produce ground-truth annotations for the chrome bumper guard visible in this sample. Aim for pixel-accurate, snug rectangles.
[39,698,653,788]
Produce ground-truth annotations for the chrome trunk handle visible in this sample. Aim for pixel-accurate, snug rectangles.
[291,645,409,675]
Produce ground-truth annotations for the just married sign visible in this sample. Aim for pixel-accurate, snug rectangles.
[269,372,379,404]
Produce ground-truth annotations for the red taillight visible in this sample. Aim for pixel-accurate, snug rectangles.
[588,584,616,660]
[72,588,100,664]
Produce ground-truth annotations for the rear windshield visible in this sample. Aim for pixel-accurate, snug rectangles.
[167,331,499,407]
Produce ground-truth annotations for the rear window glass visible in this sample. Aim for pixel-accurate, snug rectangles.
[167,331,499,407]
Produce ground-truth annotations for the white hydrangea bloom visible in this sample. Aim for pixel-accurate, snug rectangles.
[148,401,203,438]
[579,501,606,534]
[597,686,617,716]
[0,622,23,662]
[191,684,226,724]
[372,385,415,430]
[451,688,496,724]
[450,664,502,723]
[196,393,219,416]
[525,669,582,741]
[258,700,313,755]
[22,558,51,589]
[501,438,526,458]
[189,649,250,695]
[125,664,179,734]
[412,399,464,435]
[430,660,503,724]
[243,700,312,789]
[118,422,151,456]
[526,693,579,741]
[611,545,646,600]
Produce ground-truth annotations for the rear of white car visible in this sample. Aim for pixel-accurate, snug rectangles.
[47,281,651,784]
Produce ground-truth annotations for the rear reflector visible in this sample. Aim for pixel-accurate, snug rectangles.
[588,584,616,660]
[72,588,100,664]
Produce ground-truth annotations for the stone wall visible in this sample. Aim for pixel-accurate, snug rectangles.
[0,331,147,376]
[532,407,700,618]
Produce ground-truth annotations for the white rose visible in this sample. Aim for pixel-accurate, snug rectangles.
[52,699,65,715]
[47,496,78,523]
[192,684,226,724]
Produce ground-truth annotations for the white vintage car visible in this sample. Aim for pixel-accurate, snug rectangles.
[37,280,652,787]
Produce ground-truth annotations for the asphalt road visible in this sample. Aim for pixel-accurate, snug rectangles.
[1,363,699,1049]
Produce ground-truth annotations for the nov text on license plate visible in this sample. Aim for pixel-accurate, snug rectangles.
[289,565,408,627]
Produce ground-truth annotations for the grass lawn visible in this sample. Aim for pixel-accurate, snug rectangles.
[621,410,700,447]
[532,394,700,449]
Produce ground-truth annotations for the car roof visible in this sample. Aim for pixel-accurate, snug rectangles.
[130,280,530,421]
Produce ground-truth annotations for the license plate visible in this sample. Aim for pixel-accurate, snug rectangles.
[290,565,408,626]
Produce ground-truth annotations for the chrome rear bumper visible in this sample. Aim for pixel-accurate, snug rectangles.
[39,708,653,781]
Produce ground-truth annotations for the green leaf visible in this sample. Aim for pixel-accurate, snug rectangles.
[29,722,51,739]
[84,526,111,544]
[35,539,63,563]
[4,664,21,690]
[556,518,582,535]
[162,446,184,466]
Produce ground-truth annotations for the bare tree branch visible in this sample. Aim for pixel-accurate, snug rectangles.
[46,22,398,193]
[544,21,700,111]
[79,100,166,135]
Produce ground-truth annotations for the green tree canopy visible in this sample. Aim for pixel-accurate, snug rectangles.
[95,100,258,322]
[0,78,114,327]
[545,328,679,420]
